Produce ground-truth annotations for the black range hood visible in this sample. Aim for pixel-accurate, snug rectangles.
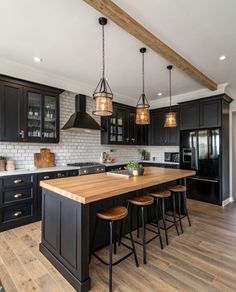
[62,94,102,132]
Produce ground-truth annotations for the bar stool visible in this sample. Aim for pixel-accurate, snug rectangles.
[90,206,138,292]
[149,189,179,246]
[124,195,163,264]
[169,185,191,233]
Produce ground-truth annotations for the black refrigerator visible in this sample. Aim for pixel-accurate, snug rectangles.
[180,129,222,205]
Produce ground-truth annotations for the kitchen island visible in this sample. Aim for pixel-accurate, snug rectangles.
[39,167,195,292]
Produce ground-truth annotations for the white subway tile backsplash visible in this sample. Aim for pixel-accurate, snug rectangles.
[0,91,179,169]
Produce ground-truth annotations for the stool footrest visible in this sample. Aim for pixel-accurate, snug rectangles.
[93,250,133,266]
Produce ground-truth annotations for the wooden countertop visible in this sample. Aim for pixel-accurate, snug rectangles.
[40,167,196,204]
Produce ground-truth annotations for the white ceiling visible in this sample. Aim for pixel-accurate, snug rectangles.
[0,0,235,105]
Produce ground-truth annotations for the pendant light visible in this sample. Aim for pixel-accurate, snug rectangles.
[135,48,150,125]
[92,17,113,116]
[164,65,177,128]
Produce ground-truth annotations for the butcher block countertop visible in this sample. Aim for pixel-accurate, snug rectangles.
[40,167,196,204]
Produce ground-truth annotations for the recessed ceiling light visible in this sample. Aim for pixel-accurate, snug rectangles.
[33,57,42,63]
[157,92,162,96]
[219,55,226,61]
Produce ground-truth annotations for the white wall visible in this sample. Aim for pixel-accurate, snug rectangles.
[0,91,178,169]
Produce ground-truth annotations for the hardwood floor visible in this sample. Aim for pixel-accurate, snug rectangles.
[1,199,236,291]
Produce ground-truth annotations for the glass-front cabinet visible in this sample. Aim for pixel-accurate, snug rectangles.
[108,108,125,144]
[44,95,57,139]
[27,92,42,139]
[24,88,59,143]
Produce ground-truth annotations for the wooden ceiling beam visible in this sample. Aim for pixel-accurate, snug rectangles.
[84,0,217,91]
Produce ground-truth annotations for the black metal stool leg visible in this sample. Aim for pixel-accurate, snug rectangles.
[137,206,140,238]
[161,198,169,245]
[114,242,117,255]
[141,206,147,264]
[118,218,123,246]
[90,217,98,263]
[172,193,180,236]
[183,192,191,226]
[155,198,163,249]
[129,228,139,267]
[109,221,113,292]
[177,193,184,234]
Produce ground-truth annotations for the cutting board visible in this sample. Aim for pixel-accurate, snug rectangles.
[34,148,56,168]
[106,170,132,178]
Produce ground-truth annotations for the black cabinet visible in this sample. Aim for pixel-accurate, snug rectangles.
[0,168,79,231]
[179,101,199,130]
[0,75,63,143]
[179,96,225,130]
[0,81,23,141]
[149,106,179,146]
[199,99,221,128]
[0,174,37,231]
[101,102,148,145]
[36,169,78,217]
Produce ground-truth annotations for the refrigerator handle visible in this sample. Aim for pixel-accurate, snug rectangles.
[191,147,198,170]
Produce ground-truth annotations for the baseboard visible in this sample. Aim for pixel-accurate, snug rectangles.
[222,197,234,206]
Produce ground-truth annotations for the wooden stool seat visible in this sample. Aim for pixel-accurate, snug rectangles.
[128,195,154,206]
[169,185,187,193]
[97,206,128,221]
[150,189,171,198]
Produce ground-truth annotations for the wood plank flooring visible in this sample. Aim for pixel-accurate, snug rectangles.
[1,199,236,291]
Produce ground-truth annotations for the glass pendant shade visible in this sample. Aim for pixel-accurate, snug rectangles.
[93,77,113,116]
[136,93,150,124]
[164,112,177,127]
[136,107,150,125]
[135,48,150,125]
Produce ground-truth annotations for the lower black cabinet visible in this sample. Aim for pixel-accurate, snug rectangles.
[0,174,36,231]
[0,169,79,231]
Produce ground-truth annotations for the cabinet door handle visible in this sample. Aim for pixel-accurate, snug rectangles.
[126,138,130,142]
[43,176,50,180]
[14,179,23,184]
[131,138,135,142]
[19,130,25,139]
[14,211,22,217]
[14,193,23,198]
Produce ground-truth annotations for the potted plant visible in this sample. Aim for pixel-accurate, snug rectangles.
[127,160,144,176]
[138,149,150,161]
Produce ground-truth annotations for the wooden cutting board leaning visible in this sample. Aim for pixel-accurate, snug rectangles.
[34,148,56,168]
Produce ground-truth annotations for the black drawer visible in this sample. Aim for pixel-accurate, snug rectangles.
[2,174,33,188]
[68,169,78,176]
[1,203,33,223]
[2,187,33,205]
[55,171,67,178]
[38,172,56,181]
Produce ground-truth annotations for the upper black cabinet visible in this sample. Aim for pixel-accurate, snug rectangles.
[180,101,199,130]
[179,95,229,130]
[101,102,148,145]
[0,81,23,141]
[0,75,63,143]
[199,99,221,128]
[149,106,179,146]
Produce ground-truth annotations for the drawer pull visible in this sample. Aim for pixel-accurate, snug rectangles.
[43,176,50,180]
[14,211,22,217]
[14,193,23,199]
[14,179,23,184]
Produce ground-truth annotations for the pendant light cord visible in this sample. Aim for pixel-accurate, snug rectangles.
[102,24,105,79]
[169,67,172,111]
[142,52,145,95]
